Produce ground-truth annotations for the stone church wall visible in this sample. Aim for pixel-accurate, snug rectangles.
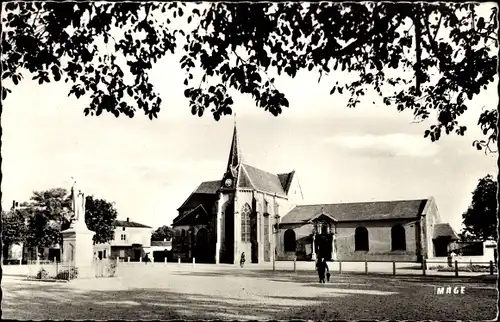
[172,224,212,262]
[276,223,314,261]
[232,190,290,263]
[335,219,419,262]
[172,224,191,261]
[276,218,422,262]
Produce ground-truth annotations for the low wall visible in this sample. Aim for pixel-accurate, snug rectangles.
[428,256,494,265]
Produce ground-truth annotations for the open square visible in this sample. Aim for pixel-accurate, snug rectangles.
[2,263,497,320]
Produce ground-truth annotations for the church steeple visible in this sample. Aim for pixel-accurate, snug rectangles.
[226,115,242,177]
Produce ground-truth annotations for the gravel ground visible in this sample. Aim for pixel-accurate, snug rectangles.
[2,263,497,320]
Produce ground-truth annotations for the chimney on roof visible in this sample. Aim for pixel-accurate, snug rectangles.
[164,238,166,242]
[126,217,129,222]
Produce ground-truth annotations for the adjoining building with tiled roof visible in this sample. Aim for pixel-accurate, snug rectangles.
[171,122,456,264]
[278,197,457,262]
[93,217,153,262]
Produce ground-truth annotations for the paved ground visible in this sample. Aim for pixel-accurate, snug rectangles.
[2,263,498,320]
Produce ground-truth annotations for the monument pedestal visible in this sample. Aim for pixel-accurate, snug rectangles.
[61,221,95,278]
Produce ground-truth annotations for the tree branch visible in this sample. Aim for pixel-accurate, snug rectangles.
[414,6,422,96]
[433,12,443,41]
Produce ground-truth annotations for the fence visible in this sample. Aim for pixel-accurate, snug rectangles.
[26,260,78,281]
[25,258,118,281]
[269,258,498,277]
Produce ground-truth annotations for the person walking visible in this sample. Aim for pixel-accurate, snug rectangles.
[316,258,329,283]
[240,252,246,268]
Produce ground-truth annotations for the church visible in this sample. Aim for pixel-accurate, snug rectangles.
[171,124,457,264]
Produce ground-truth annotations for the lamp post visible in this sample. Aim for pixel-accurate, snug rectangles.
[311,227,317,261]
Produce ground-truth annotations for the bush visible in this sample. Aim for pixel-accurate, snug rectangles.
[106,260,117,277]
[36,268,49,279]
[430,264,497,273]
[55,267,79,280]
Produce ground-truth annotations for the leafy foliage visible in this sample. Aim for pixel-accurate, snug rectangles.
[151,225,174,241]
[24,188,72,249]
[18,188,118,249]
[1,2,497,150]
[1,209,27,245]
[460,175,497,241]
[84,195,118,244]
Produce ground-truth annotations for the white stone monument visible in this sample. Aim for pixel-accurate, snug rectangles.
[61,181,95,277]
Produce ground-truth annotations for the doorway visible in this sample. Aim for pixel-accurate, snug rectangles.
[195,228,210,263]
[315,234,333,261]
[250,212,258,263]
[223,202,234,263]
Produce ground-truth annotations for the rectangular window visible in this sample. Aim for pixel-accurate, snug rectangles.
[103,249,106,258]
[119,250,125,258]
[121,234,127,241]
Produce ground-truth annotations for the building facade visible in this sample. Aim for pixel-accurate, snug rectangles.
[172,124,303,264]
[277,197,457,262]
[171,124,457,264]
[93,218,152,261]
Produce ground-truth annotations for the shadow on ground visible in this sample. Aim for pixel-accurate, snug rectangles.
[170,267,497,285]
[2,268,497,320]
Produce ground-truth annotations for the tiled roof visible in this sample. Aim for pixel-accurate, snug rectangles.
[433,223,459,240]
[173,204,210,226]
[238,163,287,197]
[281,199,429,224]
[177,181,220,211]
[115,220,152,228]
[195,180,221,194]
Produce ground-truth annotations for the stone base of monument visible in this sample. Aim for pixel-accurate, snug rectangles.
[61,220,95,279]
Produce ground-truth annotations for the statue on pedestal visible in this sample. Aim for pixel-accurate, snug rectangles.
[70,180,87,229]
[62,179,95,276]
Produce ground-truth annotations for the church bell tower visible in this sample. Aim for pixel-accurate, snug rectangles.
[221,118,242,191]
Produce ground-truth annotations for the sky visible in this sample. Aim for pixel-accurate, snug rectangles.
[1,3,498,234]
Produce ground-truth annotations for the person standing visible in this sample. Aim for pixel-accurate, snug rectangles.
[240,252,246,268]
[316,258,329,283]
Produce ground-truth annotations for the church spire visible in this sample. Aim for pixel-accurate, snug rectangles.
[226,114,242,177]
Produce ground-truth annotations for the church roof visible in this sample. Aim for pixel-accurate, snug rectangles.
[176,180,220,211]
[277,171,295,194]
[175,123,294,222]
[239,163,287,197]
[194,180,221,194]
[226,122,242,177]
[433,223,459,240]
[281,199,429,224]
[173,204,210,226]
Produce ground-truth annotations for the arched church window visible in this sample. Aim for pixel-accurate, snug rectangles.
[391,224,406,251]
[241,203,252,242]
[355,226,369,251]
[284,229,296,252]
